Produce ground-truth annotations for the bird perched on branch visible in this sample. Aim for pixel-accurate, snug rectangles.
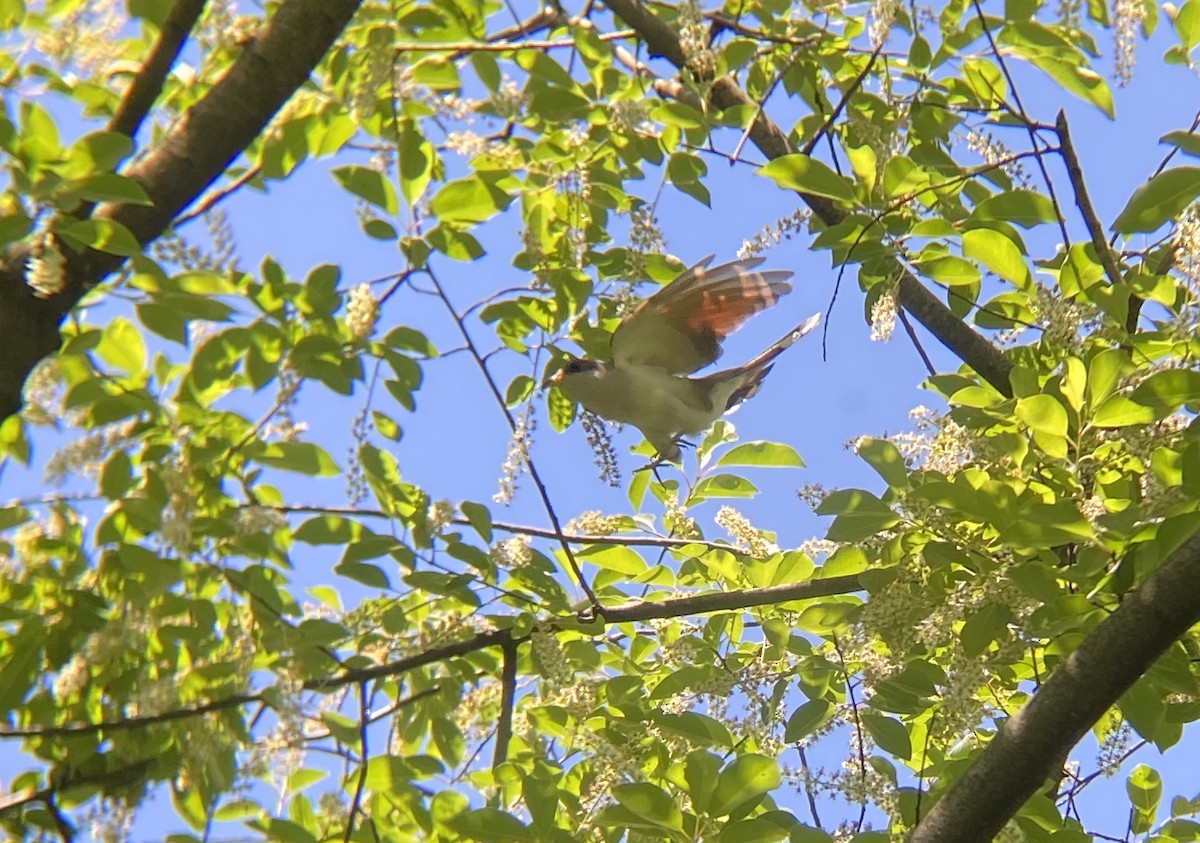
[545,255,819,462]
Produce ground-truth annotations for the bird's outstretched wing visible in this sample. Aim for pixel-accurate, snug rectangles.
[610,256,794,374]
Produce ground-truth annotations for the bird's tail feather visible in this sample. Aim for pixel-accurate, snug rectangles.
[697,313,820,412]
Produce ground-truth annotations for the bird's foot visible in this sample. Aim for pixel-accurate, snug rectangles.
[633,438,693,475]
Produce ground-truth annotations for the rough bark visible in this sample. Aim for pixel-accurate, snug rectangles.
[0,0,364,421]
[910,530,1200,842]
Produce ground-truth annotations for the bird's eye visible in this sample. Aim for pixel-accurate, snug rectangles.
[563,359,593,375]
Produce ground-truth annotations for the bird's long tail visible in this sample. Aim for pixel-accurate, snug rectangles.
[707,313,821,412]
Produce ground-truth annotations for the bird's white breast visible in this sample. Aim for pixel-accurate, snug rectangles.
[569,364,720,436]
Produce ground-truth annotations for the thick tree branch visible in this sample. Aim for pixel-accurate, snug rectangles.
[910,529,1200,843]
[603,0,1015,397]
[108,0,208,141]
[0,0,364,422]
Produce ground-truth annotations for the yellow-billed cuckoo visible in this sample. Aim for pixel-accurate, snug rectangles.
[546,255,819,462]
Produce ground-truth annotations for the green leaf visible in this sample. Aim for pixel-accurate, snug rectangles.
[1091,394,1155,427]
[74,172,153,205]
[653,711,735,746]
[1086,348,1131,406]
[1113,167,1200,233]
[1016,393,1069,457]
[1127,764,1162,835]
[506,375,534,406]
[856,438,909,489]
[96,316,147,376]
[1025,55,1113,118]
[331,165,398,214]
[817,489,900,541]
[784,699,835,742]
[715,441,804,468]
[577,545,647,575]
[861,713,913,760]
[461,501,492,541]
[684,750,722,813]
[971,190,1058,227]
[530,87,593,121]
[1131,368,1200,415]
[0,621,43,712]
[691,474,759,500]
[611,782,685,830]
[963,227,1029,285]
[714,818,789,843]
[398,124,434,205]
[709,755,781,817]
[55,218,142,256]
[1174,0,1200,49]
[253,441,339,476]
[757,154,857,202]
[430,174,515,224]
[1161,128,1200,158]
[919,254,981,286]
[447,807,536,841]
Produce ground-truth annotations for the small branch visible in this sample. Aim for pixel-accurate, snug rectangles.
[0,690,263,738]
[309,574,862,688]
[801,42,882,156]
[2,575,863,744]
[109,0,208,141]
[833,637,869,831]
[0,759,153,817]
[796,746,823,827]
[173,164,262,227]
[393,30,633,53]
[493,636,518,770]
[708,14,823,49]
[1054,110,1123,289]
[967,0,1070,246]
[425,264,598,609]
[897,306,936,377]
[344,682,370,843]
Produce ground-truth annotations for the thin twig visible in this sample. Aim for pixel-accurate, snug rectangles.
[832,637,869,832]
[1053,110,1123,289]
[173,164,262,227]
[898,305,936,377]
[344,682,371,843]
[796,746,823,827]
[425,265,598,608]
[392,30,634,53]
[802,42,883,156]
[968,0,1070,246]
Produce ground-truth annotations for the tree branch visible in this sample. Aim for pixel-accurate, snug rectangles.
[910,529,1200,843]
[0,574,862,741]
[310,574,861,688]
[493,636,518,770]
[108,0,208,141]
[602,0,1015,397]
[0,0,365,422]
[1054,110,1124,289]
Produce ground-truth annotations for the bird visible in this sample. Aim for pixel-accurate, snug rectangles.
[545,255,819,462]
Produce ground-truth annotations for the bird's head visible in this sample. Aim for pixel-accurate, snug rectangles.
[542,355,604,392]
